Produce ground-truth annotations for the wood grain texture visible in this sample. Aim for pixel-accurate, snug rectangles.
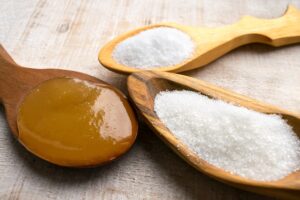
[99,6,300,74]
[1,0,300,199]
[127,71,300,199]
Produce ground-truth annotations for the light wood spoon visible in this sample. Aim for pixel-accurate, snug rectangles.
[127,70,300,200]
[99,5,300,74]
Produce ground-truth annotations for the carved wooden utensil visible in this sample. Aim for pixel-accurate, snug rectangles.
[127,70,300,199]
[99,5,300,74]
[0,45,137,167]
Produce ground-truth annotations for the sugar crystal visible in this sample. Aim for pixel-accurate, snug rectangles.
[154,90,300,181]
[113,27,194,69]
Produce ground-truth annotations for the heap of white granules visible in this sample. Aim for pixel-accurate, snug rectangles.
[154,90,300,181]
[113,27,195,69]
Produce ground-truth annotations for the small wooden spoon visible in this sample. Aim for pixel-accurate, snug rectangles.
[99,5,300,74]
[0,45,137,167]
[127,70,300,199]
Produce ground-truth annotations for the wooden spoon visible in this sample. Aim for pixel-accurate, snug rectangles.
[127,70,300,199]
[99,5,300,74]
[0,45,137,167]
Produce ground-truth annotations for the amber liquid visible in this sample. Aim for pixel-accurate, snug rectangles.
[17,78,137,167]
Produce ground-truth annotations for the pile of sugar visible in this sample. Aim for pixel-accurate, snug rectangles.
[113,27,195,69]
[154,90,300,181]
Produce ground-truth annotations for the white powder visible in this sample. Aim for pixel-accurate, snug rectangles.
[154,90,300,181]
[113,27,195,69]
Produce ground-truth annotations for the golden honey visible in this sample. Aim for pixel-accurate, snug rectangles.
[17,78,137,167]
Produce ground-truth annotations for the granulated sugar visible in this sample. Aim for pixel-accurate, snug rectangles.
[113,27,194,69]
[154,90,300,181]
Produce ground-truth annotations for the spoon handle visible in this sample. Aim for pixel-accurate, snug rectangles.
[221,5,300,46]
[0,45,17,64]
[0,45,26,104]
[180,5,300,73]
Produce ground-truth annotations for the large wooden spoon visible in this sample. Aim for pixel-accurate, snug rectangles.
[127,70,300,199]
[99,5,300,74]
[0,45,137,167]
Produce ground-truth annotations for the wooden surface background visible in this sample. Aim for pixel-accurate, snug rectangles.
[1,0,300,199]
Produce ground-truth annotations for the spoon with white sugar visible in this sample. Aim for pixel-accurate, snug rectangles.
[99,5,300,74]
[127,70,300,200]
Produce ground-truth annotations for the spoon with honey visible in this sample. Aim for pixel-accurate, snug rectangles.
[99,5,300,74]
[0,45,138,167]
[127,70,300,199]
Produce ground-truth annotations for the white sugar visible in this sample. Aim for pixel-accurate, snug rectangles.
[113,27,195,69]
[154,90,300,181]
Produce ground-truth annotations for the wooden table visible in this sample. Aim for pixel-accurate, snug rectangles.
[1,0,300,199]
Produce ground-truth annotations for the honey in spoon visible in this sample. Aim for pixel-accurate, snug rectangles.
[17,77,138,167]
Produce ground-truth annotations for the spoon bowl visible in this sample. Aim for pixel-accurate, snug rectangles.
[0,45,137,167]
[99,5,300,74]
[127,70,300,199]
